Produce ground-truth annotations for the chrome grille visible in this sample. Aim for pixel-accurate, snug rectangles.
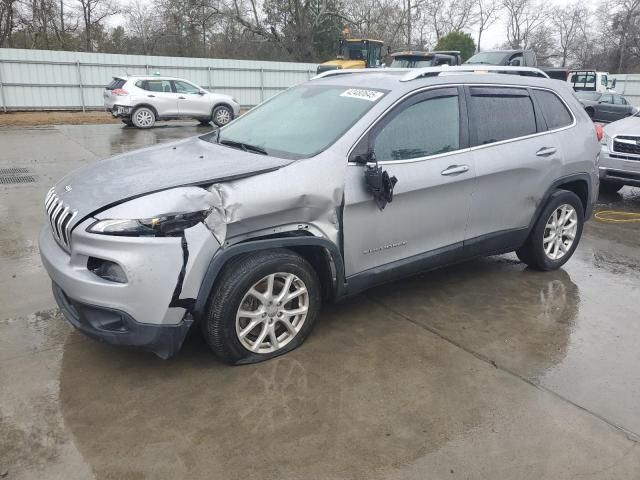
[45,188,77,250]
[613,136,640,156]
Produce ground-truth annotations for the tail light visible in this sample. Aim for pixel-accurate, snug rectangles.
[594,123,604,142]
[112,88,129,96]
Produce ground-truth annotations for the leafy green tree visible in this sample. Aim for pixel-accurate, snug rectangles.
[434,30,476,61]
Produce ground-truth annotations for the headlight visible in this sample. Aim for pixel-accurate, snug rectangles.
[231,98,239,104]
[601,133,611,148]
[88,210,210,236]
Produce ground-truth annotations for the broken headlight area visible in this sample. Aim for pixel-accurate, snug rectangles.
[88,210,211,237]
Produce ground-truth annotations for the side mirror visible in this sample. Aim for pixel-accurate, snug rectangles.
[509,59,521,66]
[198,90,206,95]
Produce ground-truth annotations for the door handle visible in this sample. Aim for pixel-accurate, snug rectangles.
[536,147,557,157]
[441,164,469,176]
[147,94,155,98]
[178,96,186,99]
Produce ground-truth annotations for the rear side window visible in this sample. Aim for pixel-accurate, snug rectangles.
[614,95,627,105]
[106,78,126,90]
[469,87,537,145]
[532,89,573,130]
[143,80,173,93]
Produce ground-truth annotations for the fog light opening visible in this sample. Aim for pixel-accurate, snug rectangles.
[87,257,128,284]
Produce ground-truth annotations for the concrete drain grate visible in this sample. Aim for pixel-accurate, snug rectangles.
[0,167,38,185]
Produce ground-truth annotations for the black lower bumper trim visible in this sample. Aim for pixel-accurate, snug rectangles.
[52,283,192,359]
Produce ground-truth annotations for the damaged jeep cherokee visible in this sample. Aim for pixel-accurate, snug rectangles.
[40,66,600,364]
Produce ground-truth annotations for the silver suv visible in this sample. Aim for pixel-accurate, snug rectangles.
[41,66,600,364]
[599,114,640,193]
[104,75,241,129]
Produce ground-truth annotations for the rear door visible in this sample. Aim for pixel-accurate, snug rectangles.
[464,86,569,245]
[342,86,476,276]
[140,79,180,116]
[174,80,211,117]
[612,95,633,120]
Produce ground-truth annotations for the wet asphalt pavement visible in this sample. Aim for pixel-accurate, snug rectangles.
[1,122,639,479]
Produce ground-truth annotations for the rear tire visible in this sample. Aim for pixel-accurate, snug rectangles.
[202,249,322,365]
[599,180,623,194]
[212,105,233,127]
[516,190,584,271]
[131,107,156,129]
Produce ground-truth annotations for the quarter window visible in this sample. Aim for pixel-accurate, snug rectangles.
[372,94,460,161]
[469,88,537,145]
[532,89,573,130]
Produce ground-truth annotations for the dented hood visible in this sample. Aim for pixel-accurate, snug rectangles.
[51,135,294,227]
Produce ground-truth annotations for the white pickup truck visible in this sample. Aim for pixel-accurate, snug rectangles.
[568,70,617,93]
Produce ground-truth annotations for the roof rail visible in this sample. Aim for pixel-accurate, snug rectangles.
[400,65,549,81]
[312,68,407,80]
[312,65,550,81]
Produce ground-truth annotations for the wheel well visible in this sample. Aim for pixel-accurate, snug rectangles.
[133,104,159,119]
[557,179,588,212]
[212,103,232,114]
[233,232,337,301]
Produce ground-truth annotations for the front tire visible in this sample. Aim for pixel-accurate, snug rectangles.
[212,105,233,127]
[516,190,584,271]
[131,107,156,129]
[202,249,322,365]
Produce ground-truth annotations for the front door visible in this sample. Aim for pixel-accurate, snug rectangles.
[342,87,476,277]
[174,80,211,117]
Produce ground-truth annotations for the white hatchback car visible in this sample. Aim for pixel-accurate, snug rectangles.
[104,76,241,129]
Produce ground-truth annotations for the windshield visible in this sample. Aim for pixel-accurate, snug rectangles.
[575,92,601,101]
[390,57,434,68]
[465,51,509,65]
[212,85,387,159]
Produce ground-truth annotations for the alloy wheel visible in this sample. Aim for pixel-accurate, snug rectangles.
[134,109,154,127]
[235,272,309,354]
[543,204,578,261]
[215,108,231,125]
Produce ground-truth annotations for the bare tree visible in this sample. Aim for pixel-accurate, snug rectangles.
[76,0,117,51]
[124,0,160,55]
[475,0,501,51]
[551,3,588,67]
[0,0,16,45]
[502,0,546,49]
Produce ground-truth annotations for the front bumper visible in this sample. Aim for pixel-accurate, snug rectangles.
[53,283,192,358]
[39,219,220,357]
[599,147,640,187]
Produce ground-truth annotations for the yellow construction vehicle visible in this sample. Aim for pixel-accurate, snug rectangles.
[316,28,384,74]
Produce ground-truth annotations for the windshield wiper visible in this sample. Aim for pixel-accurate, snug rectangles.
[219,139,268,155]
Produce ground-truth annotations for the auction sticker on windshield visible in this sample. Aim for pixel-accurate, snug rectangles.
[340,89,384,102]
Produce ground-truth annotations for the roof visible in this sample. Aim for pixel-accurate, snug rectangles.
[114,75,184,81]
[311,67,559,95]
[345,38,384,43]
[391,51,433,58]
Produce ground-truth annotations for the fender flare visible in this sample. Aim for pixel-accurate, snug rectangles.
[528,173,594,234]
[193,236,345,319]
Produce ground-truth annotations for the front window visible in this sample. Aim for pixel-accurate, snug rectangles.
[174,81,201,94]
[211,85,387,159]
